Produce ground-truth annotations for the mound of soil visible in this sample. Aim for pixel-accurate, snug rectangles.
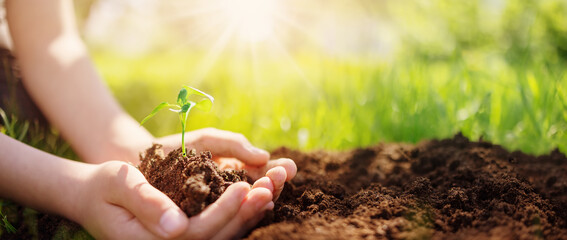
[246,134,567,240]
[138,144,248,217]
[4,135,566,239]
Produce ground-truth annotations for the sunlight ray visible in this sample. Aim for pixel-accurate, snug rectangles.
[274,12,325,52]
[166,15,231,52]
[189,23,236,85]
[160,0,226,16]
[160,3,226,23]
[268,35,321,97]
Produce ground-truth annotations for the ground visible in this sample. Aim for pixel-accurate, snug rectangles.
[245,134,567,239]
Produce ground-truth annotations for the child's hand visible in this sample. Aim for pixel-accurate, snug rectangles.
[76,161,275,239]
[157,128,297,201]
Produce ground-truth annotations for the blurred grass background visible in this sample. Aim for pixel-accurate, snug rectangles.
[84,0,566,154]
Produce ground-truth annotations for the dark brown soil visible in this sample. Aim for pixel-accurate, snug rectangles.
[2,135,566,239]
[245,134,567,240]
[138,144,248,217]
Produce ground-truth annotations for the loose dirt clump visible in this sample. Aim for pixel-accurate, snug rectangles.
[246,134,567,240]
[138,144,248,217]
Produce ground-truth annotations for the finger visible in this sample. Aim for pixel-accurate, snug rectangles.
[266,166,287,201]
[211,188,274,240]
[252,176,275,193]
[244,158,297,181]
[183,182,250,239]
[107,163,188,239]
[190,128,270,166]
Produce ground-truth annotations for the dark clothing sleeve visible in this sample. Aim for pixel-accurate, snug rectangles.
[0,48,48,127]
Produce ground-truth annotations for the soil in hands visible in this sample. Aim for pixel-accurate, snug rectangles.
[138,144,248,217]
[0,143,248,240]
[246,134,567,240]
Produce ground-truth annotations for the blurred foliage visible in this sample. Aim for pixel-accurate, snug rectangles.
[0,110,89,239]
[90,0,567,155]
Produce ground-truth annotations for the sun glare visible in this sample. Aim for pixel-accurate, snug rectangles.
[159,0,308,84]
[220,0,280,43]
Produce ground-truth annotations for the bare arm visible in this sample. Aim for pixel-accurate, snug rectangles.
[0,133,189,239]
[6,0,153,164]
[0,133,88,220]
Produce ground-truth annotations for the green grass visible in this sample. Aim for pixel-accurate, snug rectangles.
[88,0,567,156]
[93,48,567,155]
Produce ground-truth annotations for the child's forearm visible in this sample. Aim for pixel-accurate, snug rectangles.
[6,0,154,164]
[0,133,193,239]
[0,133,90,222]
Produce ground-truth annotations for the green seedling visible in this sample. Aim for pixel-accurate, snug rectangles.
[140,86,214,156]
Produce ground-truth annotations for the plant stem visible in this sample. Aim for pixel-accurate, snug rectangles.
[179,113,186,156]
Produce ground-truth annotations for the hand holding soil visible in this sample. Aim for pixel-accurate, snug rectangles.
[133,127,296,239]
[155,128,297,201]
[72,128,297,240]
[72,160,275,239]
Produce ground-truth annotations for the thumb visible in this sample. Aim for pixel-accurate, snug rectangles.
[108,163,188,239]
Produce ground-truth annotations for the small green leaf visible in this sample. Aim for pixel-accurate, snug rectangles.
[182,86,214,112]
[140,102,170,125]
[180,103,192,113]
[194,98,213,112]
[177,88,188,105]
[183,86,214,103]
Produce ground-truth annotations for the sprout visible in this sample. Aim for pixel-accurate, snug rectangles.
[140,86,214,156]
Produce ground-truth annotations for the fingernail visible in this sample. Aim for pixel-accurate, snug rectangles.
[159,208,185,237]
[262,201,275,211]
[267,166,287,184]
